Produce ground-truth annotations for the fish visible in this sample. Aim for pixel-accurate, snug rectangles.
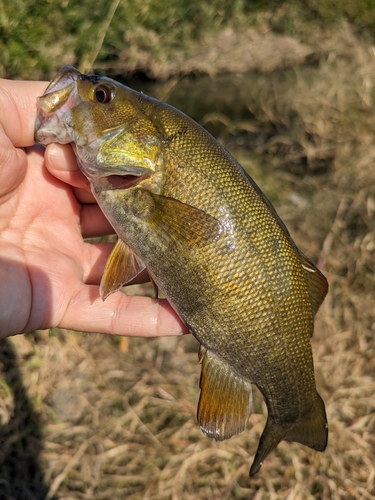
[35,66,328,476]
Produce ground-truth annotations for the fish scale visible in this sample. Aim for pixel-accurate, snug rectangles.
[35,66,329,476]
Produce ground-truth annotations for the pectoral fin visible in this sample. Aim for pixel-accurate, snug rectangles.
[149,275,159,302]
[135,189,222,248]
[197,346,253,441]
[100,238,146,301]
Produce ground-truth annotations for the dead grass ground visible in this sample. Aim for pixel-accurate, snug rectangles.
[1,26,375,500]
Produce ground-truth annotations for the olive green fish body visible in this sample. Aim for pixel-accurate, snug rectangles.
[100,95,318,406]
[35,67,328,476]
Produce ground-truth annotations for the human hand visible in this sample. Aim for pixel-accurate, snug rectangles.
[0,79,187,339]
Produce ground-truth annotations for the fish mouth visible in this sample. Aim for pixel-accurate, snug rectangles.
[44,66,81,95]
[35,66,82,145]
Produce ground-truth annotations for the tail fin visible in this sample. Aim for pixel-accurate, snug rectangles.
[249,417,286,476]
[249,392,328,477]
[284,392,328,451]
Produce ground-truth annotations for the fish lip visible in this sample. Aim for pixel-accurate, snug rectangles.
[35,66,82,145]
[37,67,80,115]
[44,65,81,95]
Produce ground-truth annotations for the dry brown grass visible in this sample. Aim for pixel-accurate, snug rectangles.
[1,26,375,500]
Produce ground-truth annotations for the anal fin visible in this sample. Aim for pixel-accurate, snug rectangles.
[197,346,252,441]
[100,238,146,301]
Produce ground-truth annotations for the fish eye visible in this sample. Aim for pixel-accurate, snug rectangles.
[95,85,115,103]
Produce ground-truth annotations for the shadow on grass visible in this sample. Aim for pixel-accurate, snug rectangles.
[0,338,53,500]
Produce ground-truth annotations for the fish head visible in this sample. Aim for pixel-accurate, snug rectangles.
[35,66,162,190]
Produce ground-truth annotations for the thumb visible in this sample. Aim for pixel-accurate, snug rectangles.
[0,79,47,200]
[0,128,26,200]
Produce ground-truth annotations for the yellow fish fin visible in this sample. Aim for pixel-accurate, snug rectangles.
[284,391,328,450]
[136,189,222,248]
[249,417,286,476]
[249,391,328,476]
[100,238,146,301]
[299,252,328,317]
[197,345,253,441]
[149,275,159,302]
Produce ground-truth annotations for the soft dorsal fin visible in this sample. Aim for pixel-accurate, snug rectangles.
[299,252,328,317]
[100,238,146,301]
[197,346,253,441]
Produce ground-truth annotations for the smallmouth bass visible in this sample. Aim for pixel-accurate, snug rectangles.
[35,66,328,476]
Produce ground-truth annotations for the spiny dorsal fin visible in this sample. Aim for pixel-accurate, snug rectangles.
[299,252,328,317]
[197,346,253,441]
[100,238,146,301]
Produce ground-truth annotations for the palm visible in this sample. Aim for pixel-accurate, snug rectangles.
[1,145,84,335]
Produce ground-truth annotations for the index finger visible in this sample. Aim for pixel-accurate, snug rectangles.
[0,79,48,148]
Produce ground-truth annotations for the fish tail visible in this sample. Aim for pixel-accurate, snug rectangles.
[249,392,328,477]
[284,391,328,451]
[249,417,287,477]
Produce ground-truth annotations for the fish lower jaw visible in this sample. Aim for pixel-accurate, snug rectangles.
[35,113,73,145]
